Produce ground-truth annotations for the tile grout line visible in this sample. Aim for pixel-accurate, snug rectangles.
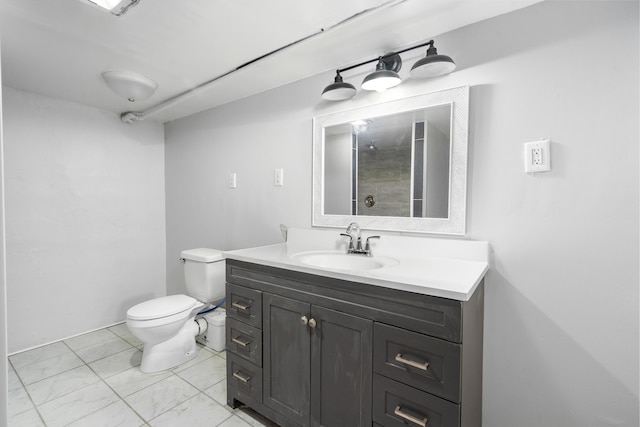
[11,333,140,426]
[81,350,150,426]
[36,338,130,426]
[9,329,243,427]
[76,342,219,424]
[140,348,230,425]
[64,332,201,426]
[7,357,49,426]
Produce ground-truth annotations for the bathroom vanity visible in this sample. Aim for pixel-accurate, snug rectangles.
[223,228,488,427]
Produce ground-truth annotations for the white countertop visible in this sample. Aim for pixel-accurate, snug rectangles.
[223,228,489,301]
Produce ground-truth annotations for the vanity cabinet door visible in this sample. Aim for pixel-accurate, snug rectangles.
[263,293,311,426]
[310,306,373,427]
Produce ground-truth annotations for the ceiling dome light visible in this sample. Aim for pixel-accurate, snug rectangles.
[362,54,402,92]
[102,70,158,102]
[321,71,357,101]
[410,42,456,78]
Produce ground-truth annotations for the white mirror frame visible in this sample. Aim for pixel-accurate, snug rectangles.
[312,85,469,235]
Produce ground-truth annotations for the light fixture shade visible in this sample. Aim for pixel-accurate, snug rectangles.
[410,44,456,78]
[361,58,402,92]
[87,0,140,16]
[321,72,357,101]
[102,70,158,102]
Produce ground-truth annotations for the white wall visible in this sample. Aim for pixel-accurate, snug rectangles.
[460,3,638,425]
[164,87,315,294]
[3,87,166,353]
[0,40,8,427]
[165,2,639,425]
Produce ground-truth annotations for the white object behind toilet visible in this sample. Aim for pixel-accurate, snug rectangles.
[196,308,226,351]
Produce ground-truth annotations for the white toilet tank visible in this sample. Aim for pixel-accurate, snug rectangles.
[181,248,225,303]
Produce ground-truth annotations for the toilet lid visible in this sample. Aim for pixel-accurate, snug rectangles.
[181,248,224,263]
[127,295,197,321]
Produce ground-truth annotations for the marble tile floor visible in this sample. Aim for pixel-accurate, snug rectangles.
[7,323,277,427]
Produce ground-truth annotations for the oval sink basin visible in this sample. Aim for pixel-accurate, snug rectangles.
[292,251,398,271]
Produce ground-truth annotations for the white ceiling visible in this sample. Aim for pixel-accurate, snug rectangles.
[0,0,541,123]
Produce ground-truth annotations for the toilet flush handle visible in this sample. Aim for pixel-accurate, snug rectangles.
[179,258,186,264]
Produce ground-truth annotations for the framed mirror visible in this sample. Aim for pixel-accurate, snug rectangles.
[312,85,469,234]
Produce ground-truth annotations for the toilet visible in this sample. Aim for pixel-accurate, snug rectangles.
[126,248,225,373]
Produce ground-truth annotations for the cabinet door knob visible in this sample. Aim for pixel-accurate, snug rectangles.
[300,315,309,325]
[308,318,317,328]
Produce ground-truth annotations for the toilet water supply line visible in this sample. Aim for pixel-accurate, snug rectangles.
[119,0,408,123]
[198,298,226,315]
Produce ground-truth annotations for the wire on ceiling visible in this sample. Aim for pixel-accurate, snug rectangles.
[120,0,408,123]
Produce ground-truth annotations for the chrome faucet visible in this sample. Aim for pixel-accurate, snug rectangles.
[340,222,379,256]
[346,222,361,249]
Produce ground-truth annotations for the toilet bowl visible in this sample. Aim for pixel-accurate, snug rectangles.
[126,248,225,373]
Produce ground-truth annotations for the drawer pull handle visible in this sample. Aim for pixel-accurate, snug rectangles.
[232,301,250,311]
[394,405,428,427]
[395,353,429,371]
[232,337,250,347]
[232,371,251,384]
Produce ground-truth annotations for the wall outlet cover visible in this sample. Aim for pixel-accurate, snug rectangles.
[524,139,551,173]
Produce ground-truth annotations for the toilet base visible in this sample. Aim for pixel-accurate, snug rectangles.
[139,318,199,373]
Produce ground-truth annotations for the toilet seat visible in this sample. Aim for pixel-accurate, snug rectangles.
[127,294,198,321]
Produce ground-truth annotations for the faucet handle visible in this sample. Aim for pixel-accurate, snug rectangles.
[364,235,380,252]
[340,233,355,250]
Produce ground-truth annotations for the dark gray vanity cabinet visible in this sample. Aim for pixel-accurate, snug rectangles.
[261,293,373,426]
[262,293,312,424]
[225,259,484,427]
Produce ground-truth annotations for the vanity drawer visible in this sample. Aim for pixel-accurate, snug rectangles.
[373,374,460,427]
[226,317,262,367]
[374,323,461,403]
[227,353,262,404]
[227,283,262,328]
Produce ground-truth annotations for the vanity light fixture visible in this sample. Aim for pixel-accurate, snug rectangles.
[321,39,455,101]
[321,71,357,101]
[361,54,402,92]
[410,40,456,78]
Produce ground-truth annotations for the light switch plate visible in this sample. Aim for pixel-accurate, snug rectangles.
[274,168,284,186]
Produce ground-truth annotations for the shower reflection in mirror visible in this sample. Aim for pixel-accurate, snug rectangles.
[323,103,451,219]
